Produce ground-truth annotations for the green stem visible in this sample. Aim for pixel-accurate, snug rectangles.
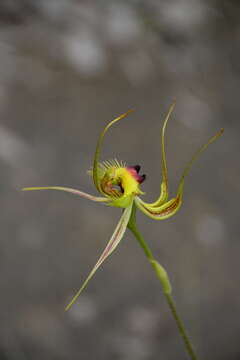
[128,204,199,360]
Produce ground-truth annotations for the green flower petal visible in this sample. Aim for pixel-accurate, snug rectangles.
[149,101,176,207]
[65,201,133,311]
[135,196,181,220]
[93,110,134,193]
[176,128,224,198]
[136,128,224,220]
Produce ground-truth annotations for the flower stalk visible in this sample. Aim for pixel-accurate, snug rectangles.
[128,203,198,360]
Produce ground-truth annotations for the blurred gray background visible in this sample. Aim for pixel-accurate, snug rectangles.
[0,0,239,359]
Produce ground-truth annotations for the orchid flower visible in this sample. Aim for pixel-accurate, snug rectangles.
[22,103,223,314]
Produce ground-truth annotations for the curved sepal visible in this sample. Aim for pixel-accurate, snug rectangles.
[136,128,224,220]
[176,128,224,198]
[93,110,134,193]
[22,186,109,202]
[149,100,176,207]
[65,201,133,311]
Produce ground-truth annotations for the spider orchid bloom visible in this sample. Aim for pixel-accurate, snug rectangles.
[22,103,223,310]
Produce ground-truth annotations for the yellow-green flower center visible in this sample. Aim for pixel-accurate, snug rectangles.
[98,161,145,208]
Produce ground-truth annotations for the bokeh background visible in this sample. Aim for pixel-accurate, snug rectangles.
[0,1,239,359]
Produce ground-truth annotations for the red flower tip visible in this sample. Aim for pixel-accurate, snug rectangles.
[133,165,141,173]
[127,165,146,184]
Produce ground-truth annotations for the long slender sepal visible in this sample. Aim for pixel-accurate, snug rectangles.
[93,110,134,193]
[22,186,109,202]
[65,201,133,311]
[176,128,224,197]
[150,100,176,207]
[136,128,224,220]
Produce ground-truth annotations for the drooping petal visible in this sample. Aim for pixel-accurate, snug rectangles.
[136,128,224,220]
[93,110,134,193]
[65,201,133,311]
[149,101,176,207]
[22,186,109,202]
